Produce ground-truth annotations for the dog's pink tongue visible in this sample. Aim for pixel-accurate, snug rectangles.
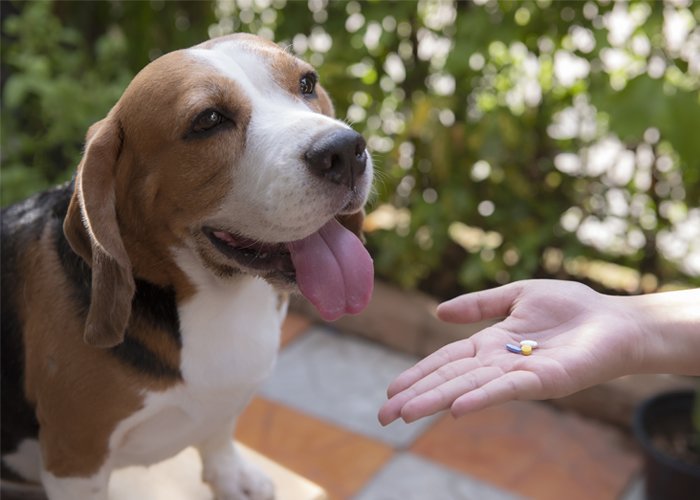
[288,219,373,321]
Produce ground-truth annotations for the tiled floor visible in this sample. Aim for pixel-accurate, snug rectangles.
[235,313,644,500]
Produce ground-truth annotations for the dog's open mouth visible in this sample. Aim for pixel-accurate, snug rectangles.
[204,227,296,278]
[203,219,374,321]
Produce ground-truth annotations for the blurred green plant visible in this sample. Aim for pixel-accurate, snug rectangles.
[1,0,216,203]
[2,0,699,297]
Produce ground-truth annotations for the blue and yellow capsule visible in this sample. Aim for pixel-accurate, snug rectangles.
[505,343,522,354]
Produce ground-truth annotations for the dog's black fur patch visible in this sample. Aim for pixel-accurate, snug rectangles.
[1,183,183,473]
[1,188,57,459]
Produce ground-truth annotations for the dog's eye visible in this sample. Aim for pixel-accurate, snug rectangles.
[192,109,226,134]
[299,72,317,96]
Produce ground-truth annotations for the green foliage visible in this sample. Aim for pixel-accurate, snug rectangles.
[1,0,216,204]
[2,0,125,201]
[2,0,698,296]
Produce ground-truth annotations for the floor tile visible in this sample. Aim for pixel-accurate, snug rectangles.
[353,453,522,500]
[280,312,312,348]
[410,401,641,500]
[261,326,439,447]
[235,397,394,500]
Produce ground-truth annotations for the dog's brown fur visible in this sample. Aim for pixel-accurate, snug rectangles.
[1,34,370,497]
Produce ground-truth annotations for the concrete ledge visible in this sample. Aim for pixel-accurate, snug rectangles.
[1,443,327,500]
[110,442,328,500]
[290,279,495,358]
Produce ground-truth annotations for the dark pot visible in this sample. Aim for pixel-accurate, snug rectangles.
[633,390,700,500]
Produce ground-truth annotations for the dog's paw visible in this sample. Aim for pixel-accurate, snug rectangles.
[203,456,275,500]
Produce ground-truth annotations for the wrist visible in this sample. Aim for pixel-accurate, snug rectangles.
[614,289,700,376]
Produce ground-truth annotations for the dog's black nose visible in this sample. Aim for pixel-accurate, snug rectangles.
[305,129,367,189]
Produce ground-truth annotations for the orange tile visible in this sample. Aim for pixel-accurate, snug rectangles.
[236,397,394,500]
[410,401,641,500]
[280,312,312,348]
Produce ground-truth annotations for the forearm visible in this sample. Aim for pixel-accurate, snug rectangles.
[612,288,700,376]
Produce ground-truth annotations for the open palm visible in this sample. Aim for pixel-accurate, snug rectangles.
[378,280,641,425]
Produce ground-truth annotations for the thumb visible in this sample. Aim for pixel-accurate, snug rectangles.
[436,282,522,324]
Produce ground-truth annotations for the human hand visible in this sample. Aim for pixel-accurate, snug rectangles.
[378,280,645,425]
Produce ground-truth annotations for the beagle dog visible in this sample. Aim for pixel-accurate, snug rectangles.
[1,33,374,500]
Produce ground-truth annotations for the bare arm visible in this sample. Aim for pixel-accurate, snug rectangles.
[622,288,700,376]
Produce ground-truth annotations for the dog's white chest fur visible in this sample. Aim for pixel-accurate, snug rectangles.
[178,274,284,389]
[110,274,285,468]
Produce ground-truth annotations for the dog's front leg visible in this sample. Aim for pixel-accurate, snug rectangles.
[197,422,274,500]
[41,467,110,500]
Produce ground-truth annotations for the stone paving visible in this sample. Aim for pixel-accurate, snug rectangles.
[235,314,644,500]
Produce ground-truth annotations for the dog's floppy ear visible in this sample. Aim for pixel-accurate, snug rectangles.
[337,210,367,244]
[63,117,135,348]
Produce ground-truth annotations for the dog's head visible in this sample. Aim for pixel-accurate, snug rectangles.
[64,34,374,347]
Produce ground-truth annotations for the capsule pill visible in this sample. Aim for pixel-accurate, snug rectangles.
[521,344,533,356]
[520,340,538,348]
[506,343,522,354]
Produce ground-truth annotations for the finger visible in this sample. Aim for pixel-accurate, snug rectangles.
[386,339,475,398]
[450,370,544,417]
[379,356,481,425]
[378,392,411,426]
[400,365,504,423]
[378,398,400,426]
[437,282,523,324]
